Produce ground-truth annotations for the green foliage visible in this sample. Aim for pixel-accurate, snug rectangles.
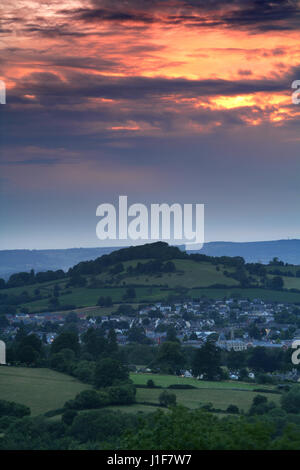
[121,406,276,450]
[72,360,96,383]
[159,390,177,407]
[249,395,276,416]
[67,409,138,446]
[64,390,109,410]
[147,379,155,388]
[227,404,239,414]
[281,386,300,413]
[108,384,136,405]
[81,327,108,359]
[192,342,222,380]
[155,341,185,373]
[61,409,78,426]
[51,332,80,356]
[0,399,31,418]
[94,358,129,389]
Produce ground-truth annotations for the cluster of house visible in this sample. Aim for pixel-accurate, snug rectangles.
[1,297,299,352]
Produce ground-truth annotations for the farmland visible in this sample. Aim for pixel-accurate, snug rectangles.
[0,367,92,416]
[0,367,280,417]
[3,253,300,314]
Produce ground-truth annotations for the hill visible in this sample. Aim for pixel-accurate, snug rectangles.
[1,242,300,314]
[197,239,300,264]
[1,239,300,279]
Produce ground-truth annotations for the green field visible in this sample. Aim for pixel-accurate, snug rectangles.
[4,254,300,314]
[0,368,280,418]
[130,373,279,412]
[0,367,92,416]
[135,387,280,412]
[130,373,263,390]
[120,260,239,288]
[20,285,300,314]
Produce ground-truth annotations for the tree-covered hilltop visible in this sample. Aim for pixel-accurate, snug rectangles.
[1,242,300,314]
[0,241,262,288]
[2,240,300,281]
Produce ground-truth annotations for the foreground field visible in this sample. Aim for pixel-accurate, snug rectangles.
[0,367,92,416]
[0,367,280,417]
[135,387,280,412]
[130,373,280,413]
[130,373,262,390]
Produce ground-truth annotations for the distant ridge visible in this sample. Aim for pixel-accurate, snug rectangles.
[0,247,116,280]
[1,239,300,279]
[192,239,300,264]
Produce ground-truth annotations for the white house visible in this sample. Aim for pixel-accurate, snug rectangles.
[0,340,6,365]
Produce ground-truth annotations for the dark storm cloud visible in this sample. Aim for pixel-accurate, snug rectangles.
[64,0,300,32]
[221,0,300,31]
[10,72,288,104]
[3,66,297,159]
[23,26,87,38]
[76,8,155,23]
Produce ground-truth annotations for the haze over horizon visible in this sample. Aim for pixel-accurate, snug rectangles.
[1,238,300,252]
[1,1,300,249]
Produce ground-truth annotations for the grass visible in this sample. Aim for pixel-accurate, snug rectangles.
[120,260,238,289]
[20,285,300,314]
[0,367,281,418]
[0,367,92,416]
[135,387,280,413]
[130,373,262,390]
[3,256,300,314]
[20,286,168,313]
[282,277,300,290]
[131,373,280,413]
[106,404,159,414]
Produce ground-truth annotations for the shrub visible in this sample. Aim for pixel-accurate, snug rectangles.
[62,409,78,426]
[159,391,177,407]
[256,373,276,385]
[227,404,239,414]
[108,384,136,405]
[249,395,276,416]
[281,386,300,413]
[200,402,214,412]
[94,358,129,389]
[0,399,31,418]
[64,390,109,410]
[168,384,196,389]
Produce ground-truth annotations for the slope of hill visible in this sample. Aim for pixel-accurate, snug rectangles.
[2,242,300,314]
[1,239,300,280]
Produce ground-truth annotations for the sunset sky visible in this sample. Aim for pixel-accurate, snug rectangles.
[1,0,300,249]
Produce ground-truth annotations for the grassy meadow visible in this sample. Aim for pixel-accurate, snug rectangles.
[0,367,280,418]
[0,367,92,416]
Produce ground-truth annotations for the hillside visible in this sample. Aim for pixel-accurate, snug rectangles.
[2,242,300,314]
[1,239,300,279]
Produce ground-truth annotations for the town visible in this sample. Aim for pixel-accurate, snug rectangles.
[2,296,299,359]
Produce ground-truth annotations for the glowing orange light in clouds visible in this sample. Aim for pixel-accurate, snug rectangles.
[2,1,300,132]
